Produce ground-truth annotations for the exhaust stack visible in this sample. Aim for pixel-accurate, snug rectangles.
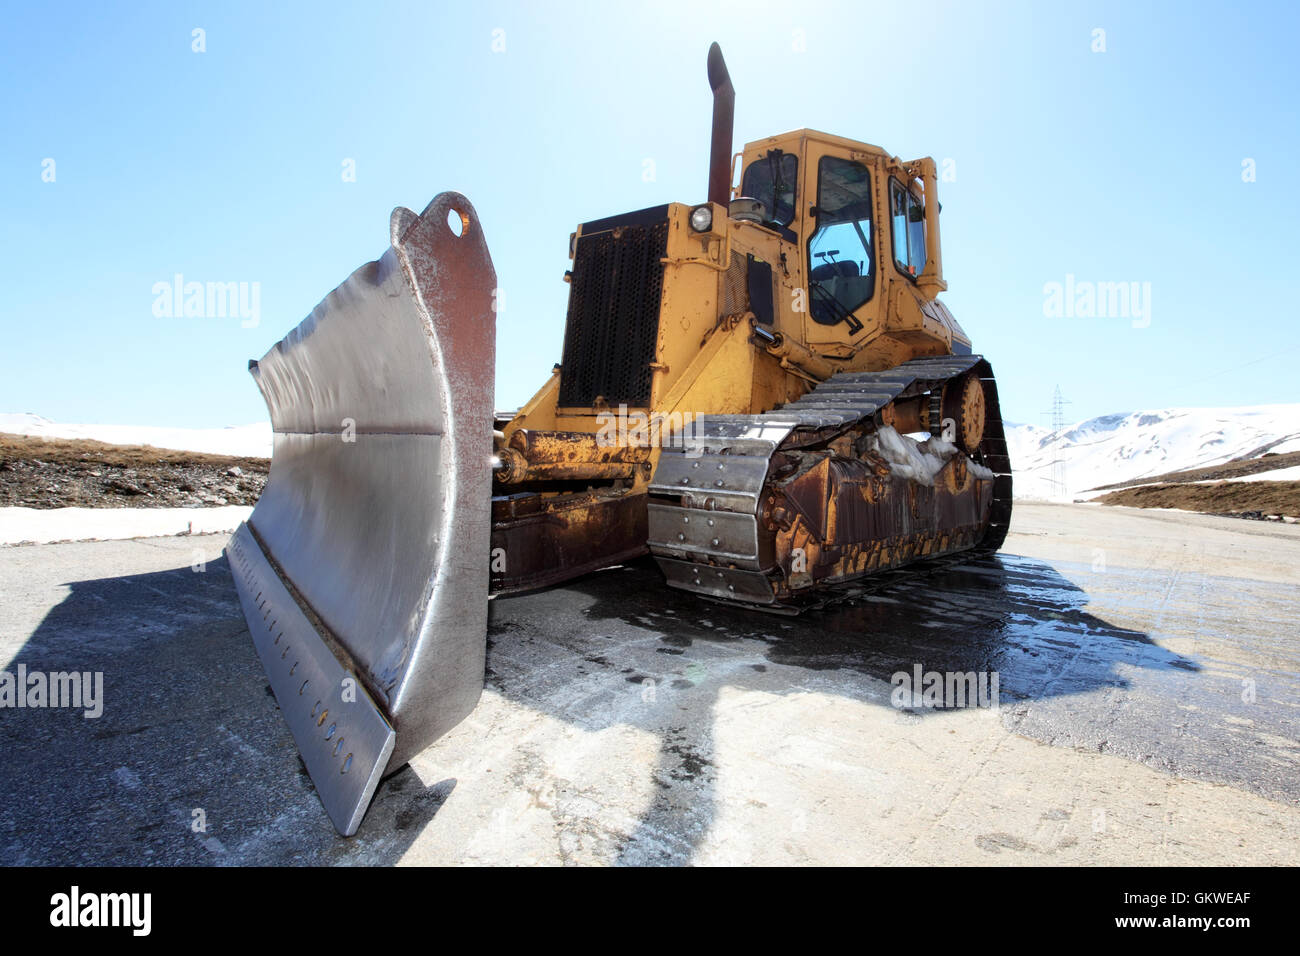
[707,42,734,207]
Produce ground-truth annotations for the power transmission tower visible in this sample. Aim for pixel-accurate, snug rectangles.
[1042,386,1072,497]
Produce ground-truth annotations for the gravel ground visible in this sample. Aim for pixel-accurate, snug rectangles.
[1095,480,1300,519]
[0,433,267,510]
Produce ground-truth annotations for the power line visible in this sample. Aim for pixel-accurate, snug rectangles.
[1175,342,1300,391]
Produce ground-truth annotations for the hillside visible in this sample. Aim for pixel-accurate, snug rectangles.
[1005,405,1300,499]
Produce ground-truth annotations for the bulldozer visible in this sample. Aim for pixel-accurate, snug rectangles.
[227,44,1012,835]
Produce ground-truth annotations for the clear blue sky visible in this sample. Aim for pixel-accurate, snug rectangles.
[2,0,1297,428]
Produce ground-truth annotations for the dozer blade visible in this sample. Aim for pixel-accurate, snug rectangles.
[226,192,496,835]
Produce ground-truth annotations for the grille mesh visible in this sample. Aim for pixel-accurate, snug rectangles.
[720,252,749,317]
[558,219,669,407]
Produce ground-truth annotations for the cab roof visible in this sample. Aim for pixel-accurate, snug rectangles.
[741,128,890,159]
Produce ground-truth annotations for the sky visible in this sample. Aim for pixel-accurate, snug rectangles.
[1,0,1297,429]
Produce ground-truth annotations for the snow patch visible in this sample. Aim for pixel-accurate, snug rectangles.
[1221,465,1300,484]
[0,413,271,458]
[0,506,252,546]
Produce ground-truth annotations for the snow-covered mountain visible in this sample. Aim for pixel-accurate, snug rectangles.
[1006,404,1300,499]
[0,413,271,458]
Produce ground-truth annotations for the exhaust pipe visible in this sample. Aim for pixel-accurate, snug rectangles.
[707,42,734,207]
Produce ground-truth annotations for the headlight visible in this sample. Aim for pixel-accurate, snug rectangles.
[689,205,713,232]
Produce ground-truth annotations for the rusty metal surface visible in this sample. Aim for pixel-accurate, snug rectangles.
[495,429,652,484]
[942,373,986,453]
[490,490,647,595]
[229,192,497,831]
[769,449,993,593]
[647,356,1012,609]
[707,42,735,207]
[975,370,1014,550]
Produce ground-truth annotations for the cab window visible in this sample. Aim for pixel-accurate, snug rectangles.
[740,150,797,226]
[808,156,873,328]
[890,180,927,278]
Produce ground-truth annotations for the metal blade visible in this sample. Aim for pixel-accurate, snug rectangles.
[228,192,496,834]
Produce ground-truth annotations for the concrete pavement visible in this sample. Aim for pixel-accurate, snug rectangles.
[1,503,1297,865]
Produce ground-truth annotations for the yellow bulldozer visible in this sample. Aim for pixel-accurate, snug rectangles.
[227,44,1012,834]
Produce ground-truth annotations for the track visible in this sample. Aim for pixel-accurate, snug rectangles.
[647,354,1012,610]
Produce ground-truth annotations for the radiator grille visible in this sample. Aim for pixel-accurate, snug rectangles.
[558,216,669,407]
[720,252,749,317]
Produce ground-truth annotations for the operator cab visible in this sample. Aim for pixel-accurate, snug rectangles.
[732,130,945,341]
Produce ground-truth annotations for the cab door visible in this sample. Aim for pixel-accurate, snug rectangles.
[802,146,882,349]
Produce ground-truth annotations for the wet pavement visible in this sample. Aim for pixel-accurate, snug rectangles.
[0,503,1297,864]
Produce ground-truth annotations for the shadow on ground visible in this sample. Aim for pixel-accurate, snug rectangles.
[483,552,1215,864]
[0,556,450,865]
